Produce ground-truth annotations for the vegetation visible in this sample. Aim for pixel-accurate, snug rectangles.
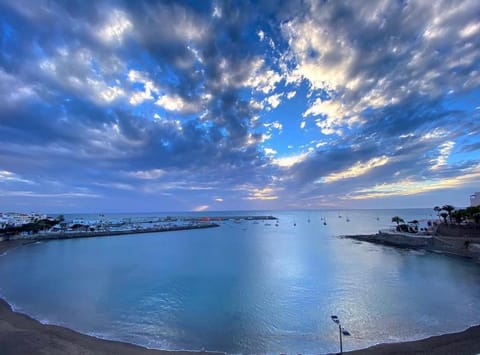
[440,212,448,224]
[442,205,455,223]
[0,216,64,236]
[391,216,405,225]
[433,205,480,225]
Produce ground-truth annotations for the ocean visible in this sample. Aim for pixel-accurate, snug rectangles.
[1,209,479,354]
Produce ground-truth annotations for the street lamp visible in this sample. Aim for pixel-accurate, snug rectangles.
[331,315,351,354]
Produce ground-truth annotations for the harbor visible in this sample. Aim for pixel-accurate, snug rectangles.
[0,213,278,242]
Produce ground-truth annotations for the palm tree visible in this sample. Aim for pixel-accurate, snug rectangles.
[392,216,405,225]
[433,206,442,220]
[442,205,455,224]
[451,210,466,224]
[440,212,448,224]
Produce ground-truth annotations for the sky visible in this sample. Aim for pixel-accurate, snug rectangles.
[0,0,479,213]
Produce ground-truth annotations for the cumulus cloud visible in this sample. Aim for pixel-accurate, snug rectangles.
[96,9,133,45]
[0,0,478,211]
[127,169,165,180]
[281,0,480,136]
[155,94,200,114]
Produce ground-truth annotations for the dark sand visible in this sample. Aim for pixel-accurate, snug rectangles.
[344,325,480,354]
[1,240,480,354]
[0,298,220,355]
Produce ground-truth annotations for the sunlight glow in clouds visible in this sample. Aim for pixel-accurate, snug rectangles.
[0,171,33,184]
[98,9,133,44]
[245,187,279,201]
[348,164,480,200]
[0,0,479,212]
[430,141,455,170]
[156,94,199,113]
[273,152,310,168]
[194,205,209,212]
[320,156,390,184]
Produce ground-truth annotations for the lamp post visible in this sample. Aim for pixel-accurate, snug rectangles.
[331,315,351,354]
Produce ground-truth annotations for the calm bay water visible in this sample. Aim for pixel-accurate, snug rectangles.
[1,209,480,354]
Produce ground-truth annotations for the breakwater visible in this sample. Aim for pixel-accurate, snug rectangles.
[7,223,220,242]
[1,215,279,243]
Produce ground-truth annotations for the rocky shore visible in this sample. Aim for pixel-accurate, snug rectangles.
[343,232,480,261]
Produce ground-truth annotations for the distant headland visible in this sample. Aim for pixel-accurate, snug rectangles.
[343,204,480,261]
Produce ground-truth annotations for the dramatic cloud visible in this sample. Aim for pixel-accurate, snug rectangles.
[0,0,479,212]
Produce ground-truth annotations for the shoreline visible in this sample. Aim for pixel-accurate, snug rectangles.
[342,232,480,262]
[0,296,221,355]
[1,240,480,354]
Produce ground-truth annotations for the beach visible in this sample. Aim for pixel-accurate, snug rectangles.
[0,297,218,355]
[1,239,480,354]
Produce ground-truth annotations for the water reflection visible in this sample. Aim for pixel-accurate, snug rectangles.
[0,209,479,354]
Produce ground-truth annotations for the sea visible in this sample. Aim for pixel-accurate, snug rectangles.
[1,209,480,354]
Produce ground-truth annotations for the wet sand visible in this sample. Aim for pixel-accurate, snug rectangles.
[1,240,480,354]
[0,298,220,355]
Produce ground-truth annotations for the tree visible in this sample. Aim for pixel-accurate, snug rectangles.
[434,206,442,220]
[451,210,466,224]
[392,216,405,225]
[442,205,455,224]
[465,206,480,223]
[440,212,448,224]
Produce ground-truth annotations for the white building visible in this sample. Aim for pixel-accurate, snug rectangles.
[471,192,480,207]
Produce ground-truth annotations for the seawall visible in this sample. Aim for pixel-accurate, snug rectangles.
[5,223,220,243]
